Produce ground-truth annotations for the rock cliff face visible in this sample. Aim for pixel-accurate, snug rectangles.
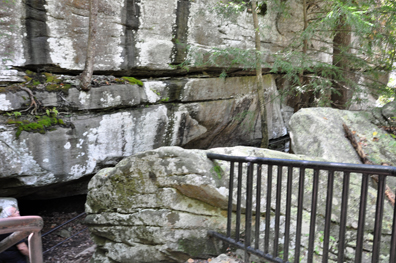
[0,0,306,198]
[0,0,310,81]
[0,74,290,198]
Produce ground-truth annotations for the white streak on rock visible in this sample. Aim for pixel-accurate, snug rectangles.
[0,94,12,111]
[64,142,71,149]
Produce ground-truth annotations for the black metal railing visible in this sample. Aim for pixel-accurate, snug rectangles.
[207,153,396,263]
[42,212,87,255]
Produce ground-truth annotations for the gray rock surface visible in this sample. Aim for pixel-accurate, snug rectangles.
[289,105,396,207]
[85,146,393,263]
[382,101,396,124]
[0,75,289,198]
[0,0,309,81]
[289,106,396,165]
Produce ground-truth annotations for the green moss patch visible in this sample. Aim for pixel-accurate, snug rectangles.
[8,116,65,139]
[21,71,73,93]
[45,83,72,92]
[121,77,144,86]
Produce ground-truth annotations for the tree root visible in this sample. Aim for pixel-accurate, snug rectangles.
[20,86,40,115]
[343,123,395,207]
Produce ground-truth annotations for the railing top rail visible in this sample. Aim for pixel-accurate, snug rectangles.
[0,216,43,234]
[206,153,396,176]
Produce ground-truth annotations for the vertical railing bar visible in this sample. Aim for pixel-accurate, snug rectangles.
[235,162,243,242]
[255,164,262,249]
[283,166,293,262]
[274,165,283,257]
[322,170,335,263]
[355,173,369,263]
[372,174,386,262]
[294,168,305,263]
[264,164,273,254]
[337,171,350,263]
[29,231,43,263]
[227,161,235,237]
[307,169,319,263]
[245,162,254,263]
[390,186,396,263]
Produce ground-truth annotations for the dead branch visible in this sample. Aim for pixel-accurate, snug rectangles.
[343,123,395,207]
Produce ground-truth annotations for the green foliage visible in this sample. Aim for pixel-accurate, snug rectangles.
[6,111,21,118]
[46,107,58,117]
[45,83,72,92]
[121,77,143,86]
[184,0,396,108]
[44,73,61,83]
[211,0,248,18]
[211,164,223,179]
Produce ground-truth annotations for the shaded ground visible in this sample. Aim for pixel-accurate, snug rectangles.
[19,195,95,263]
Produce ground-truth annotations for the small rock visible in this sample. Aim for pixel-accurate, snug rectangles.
[57,229,71,238]
[209,254,241,263]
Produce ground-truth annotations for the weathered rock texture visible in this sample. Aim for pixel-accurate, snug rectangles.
[0,0,311,82]
[0,75,289,198]
[289,103,396,166]
[0,0,306,199]
[85,146,394,263]
[289,102,396,198]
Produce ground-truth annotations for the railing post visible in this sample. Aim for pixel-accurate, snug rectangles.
[337,172,350,263]
[227,162,235,238]
[244,162,254,263]
[294,168,305,262]
[0,216,43,263]
[323,170,335,263]
[307,169,319,263]
[274,165,283,258]
[372,174,386,262]
[29,231,43,263]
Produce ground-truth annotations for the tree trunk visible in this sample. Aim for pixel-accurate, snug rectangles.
[80,0,98,91]
[294,0,309,112]
[331,12,352,109]
[251,1,268,148]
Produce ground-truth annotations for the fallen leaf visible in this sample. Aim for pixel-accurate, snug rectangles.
[323,117,328,120]
[373,137,379,142]
[352,131,356,134]
[373,131,378,136]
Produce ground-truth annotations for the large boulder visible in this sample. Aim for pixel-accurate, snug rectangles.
[289,104,396,203]
[289,105,396,166]
[85,146,393,263]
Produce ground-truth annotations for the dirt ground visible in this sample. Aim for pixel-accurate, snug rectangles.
[18,195,94,263]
